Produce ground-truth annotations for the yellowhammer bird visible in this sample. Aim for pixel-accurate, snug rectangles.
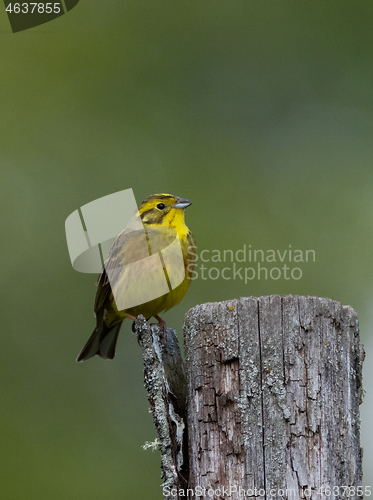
[77,193,195,361]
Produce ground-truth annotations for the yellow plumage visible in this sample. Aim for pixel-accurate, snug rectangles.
[77,194,195,361]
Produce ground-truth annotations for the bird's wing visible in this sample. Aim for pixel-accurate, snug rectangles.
[94,228,150,314]
[94,225,182,315]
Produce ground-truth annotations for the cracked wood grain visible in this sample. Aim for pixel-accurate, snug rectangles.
[183,295,364,500]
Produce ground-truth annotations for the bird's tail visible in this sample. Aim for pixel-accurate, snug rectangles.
[77,322,123,362]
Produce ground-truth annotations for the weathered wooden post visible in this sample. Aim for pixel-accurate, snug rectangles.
[136,295,365,500]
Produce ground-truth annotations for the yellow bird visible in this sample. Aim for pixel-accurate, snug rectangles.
[77,194,195,361]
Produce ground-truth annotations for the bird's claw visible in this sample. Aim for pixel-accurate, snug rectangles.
[150,316,167,344]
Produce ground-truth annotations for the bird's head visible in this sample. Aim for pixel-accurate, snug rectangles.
[138,194,192,229]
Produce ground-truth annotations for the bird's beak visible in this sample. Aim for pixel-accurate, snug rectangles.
[174,197,192,209]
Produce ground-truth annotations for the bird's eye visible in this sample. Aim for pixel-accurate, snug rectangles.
[157,203,166,210]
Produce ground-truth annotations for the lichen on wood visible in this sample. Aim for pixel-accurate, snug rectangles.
[183,295,364,500]
[136,296,364,500]
[134,315,188,499]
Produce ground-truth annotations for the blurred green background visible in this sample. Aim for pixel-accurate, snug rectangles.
[1,1,372,497]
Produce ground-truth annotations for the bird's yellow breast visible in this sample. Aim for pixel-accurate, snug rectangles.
[104,220,195,325]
